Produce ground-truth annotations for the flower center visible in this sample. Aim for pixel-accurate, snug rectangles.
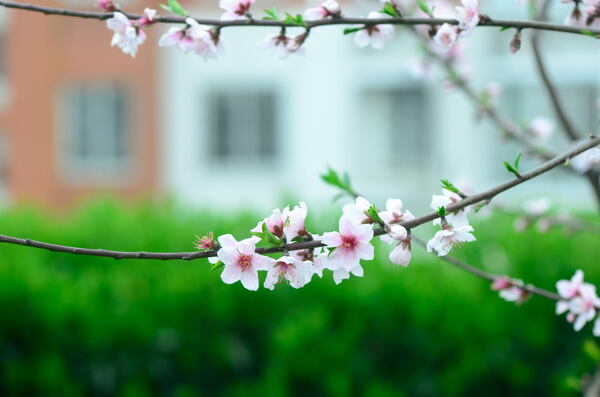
[238,254,253,270]
[341,235,357,251]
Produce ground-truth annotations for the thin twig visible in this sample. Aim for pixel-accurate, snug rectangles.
[412,237,562,301]
[0,1,600,37]
[0,137,598,261]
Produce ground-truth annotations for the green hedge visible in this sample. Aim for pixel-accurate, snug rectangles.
[0,199,599,396]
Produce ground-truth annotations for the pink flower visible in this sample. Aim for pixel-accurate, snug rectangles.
[252,207,288,238]
[431,189,470,228]
[106,12,146,57]
[284,202,309,240]
[426,225,476,256]
[220,0,255,21]
[216,234,274,291]
[159,18,222,60]
[322,216,374,271]
[568,284,600,331]
[456,0,480,37]
[97,0,117,12]
[264,256,313,290]
[291,246,328,279]
[379,198,415,226]
[343,196,374,225]
[528,117,554,142]
[257,33,306,61]
[432,23,458,54]
[492,277,530,304]
[304,0,341,21]
[557,269,585,300]
[354,12,394,49]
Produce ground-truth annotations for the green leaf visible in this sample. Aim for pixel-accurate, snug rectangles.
[503,161,517,174]
[159,0,187,17]
[260,222,282,248]
[262,7,280,21]
[580,30,597,38]
[283,12,305,27]
[441,179,461,195]
[320,167,357,197]
[343,27,363,35]
[474,202,488,213]
[380,2,399,18]
[210,260,224,272]
[437,206,447,216]
[499,26,510,32]
[417,0,432,16]
[514,153,522,171]
[365,204,384,225]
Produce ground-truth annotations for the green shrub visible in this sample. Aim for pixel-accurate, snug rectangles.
[0,198,598,396]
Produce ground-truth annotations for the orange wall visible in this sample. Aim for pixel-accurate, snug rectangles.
[3,0,159,208]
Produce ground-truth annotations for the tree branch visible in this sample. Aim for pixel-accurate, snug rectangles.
[0,137,598,261]
[412,237,562,301]
[0,1,600,37]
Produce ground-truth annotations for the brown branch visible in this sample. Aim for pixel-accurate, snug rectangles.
[494,204,600,235]
[0,137,598,261]
[1,1,600,37]
[412,237,561,301]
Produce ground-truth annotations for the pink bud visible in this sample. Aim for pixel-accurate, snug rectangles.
[491,276,513,291]
[96,0,117,12]
[510,31,521,54]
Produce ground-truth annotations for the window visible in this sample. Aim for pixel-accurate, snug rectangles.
[208,91,277,165]
[61,84,131,178]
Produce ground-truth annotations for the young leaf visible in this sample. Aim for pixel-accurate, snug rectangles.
[366,204,384,225]
[380,2,400,18]
[436,206,447,216]
[441,179,461,195]
[159,0,186,17]
[320,167,357,197]
[417,0,432,16]
[580,30,598,38]
[260,222,282,248]
[343,27,363,35]
[514,153,522,171]
[210,260,225,272]
[499,26,510,32]
[283,12,305,27]
[263,7,280,21]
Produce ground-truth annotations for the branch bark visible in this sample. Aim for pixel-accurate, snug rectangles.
[0,137,598,261]
[0,1,600,37]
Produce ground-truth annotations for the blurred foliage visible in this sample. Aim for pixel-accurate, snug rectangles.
[0,198,599,396]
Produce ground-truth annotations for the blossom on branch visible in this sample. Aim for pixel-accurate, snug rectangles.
[159,18,222,60]
[431,23,459,55]
[492,277,531,304]
[426,224,476,256]
[264,256,313,290]
[556,270,600,332]
[431,189,470,228]
[96,0,117,12]
[106,9,157,57]
[304,1,341,21]
[257,32,307,61]
[343,196,374,224]
[354,12,394,49]
[217,235,274,291]
[322,216,374,271]
[219,0,255,21]
[528,117,554,143]
[456,0,480,37]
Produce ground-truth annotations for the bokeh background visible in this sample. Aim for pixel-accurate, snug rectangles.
[0,0,599,395]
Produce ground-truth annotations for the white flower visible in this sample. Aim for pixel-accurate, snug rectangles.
[264,256,313,290]
[251,207,289,238]
[257,33,306,61]
[569,284,600,331]
[456,0,480,37]
[557,269,585,300]
[322,216,374,271]
[354,12,394,49]
[379,198,415,225]
[570,146,600,173]
[426,225,476,256]
[159,18,221,60]
[216,234,274,291]
[331,264,364,285]
[432,23,458,54]
[523,197,550,216]
[304,0,341,21]
[220,0,255,21]
[389,239,411,267]
[106,12,146,57]
[431,189,470,228]
[528,117,554,143]
[284,202,309,241]
[343,196,373,225]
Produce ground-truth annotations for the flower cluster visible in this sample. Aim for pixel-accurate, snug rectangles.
[563,0,600,28]
[426,188,476,257]
[106,8,157,57]
[556,270,600,335]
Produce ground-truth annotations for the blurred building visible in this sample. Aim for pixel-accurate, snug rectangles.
[0,0,598,212]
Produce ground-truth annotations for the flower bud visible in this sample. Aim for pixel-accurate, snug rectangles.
[510,30,521,54]
[96,0,117,12]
